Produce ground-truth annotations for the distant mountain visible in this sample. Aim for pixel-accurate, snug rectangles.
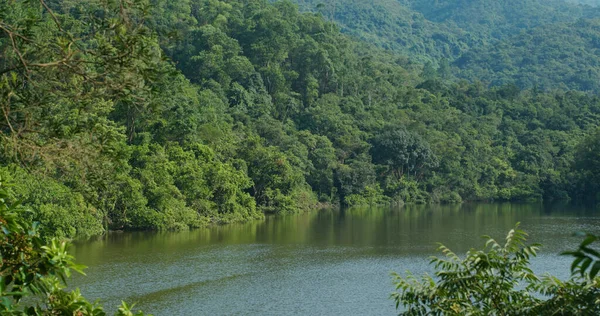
[293,0,600,92]
[455,19,600,92]
[293,0,473,63]
[408,0,592,37]
[565,0,600,6]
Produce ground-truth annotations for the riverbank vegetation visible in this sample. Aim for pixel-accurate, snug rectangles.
[0,179,147,315]
[3,0,600,238]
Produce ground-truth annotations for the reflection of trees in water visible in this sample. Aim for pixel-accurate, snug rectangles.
[74,203,599,263]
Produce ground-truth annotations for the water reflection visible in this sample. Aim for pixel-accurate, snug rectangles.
[71,203,600,315]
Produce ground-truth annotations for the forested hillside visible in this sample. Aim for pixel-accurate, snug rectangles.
[2,0,600,238]
[295,0,600,92]
[567,0,600,6]
[455,19,600,92]
[293,0,473,63]
[408,0,593,36]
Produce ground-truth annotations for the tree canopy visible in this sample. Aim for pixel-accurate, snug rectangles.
[2,0,600,237]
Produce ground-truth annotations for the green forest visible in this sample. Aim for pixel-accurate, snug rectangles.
[4,0,600,314]
[2,0,600,239]
[297,0,600,92]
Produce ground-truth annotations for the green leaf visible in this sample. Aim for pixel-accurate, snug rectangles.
[571,256,585,274]
[581,235,598,248]
[590,261,600,279]
[0,297,12,309]
[581,246,600,259]
[580,258,593,276]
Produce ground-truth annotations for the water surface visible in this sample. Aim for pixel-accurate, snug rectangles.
[71,203,600,315]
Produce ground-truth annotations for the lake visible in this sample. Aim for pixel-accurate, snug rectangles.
[71,203,600,315]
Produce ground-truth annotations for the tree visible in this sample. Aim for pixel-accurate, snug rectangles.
[370,127,438,180]
[238,136,314,213]
[574,127,600,200]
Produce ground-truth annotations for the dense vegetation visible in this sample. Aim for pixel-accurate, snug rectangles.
[294,0,473,63]
[393,225,600,315]
[408,0,594,35]
[2,0,600,238]
[455,19,600,92]
[295,0,600,92]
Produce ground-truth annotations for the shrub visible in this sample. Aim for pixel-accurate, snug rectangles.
[0,166,104,238]
[391,224,600,315]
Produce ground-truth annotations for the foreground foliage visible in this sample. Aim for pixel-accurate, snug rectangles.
[0,178,147,315]
[392,224,600,315]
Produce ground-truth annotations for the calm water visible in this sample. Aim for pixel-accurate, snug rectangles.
[71,203,600,315]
